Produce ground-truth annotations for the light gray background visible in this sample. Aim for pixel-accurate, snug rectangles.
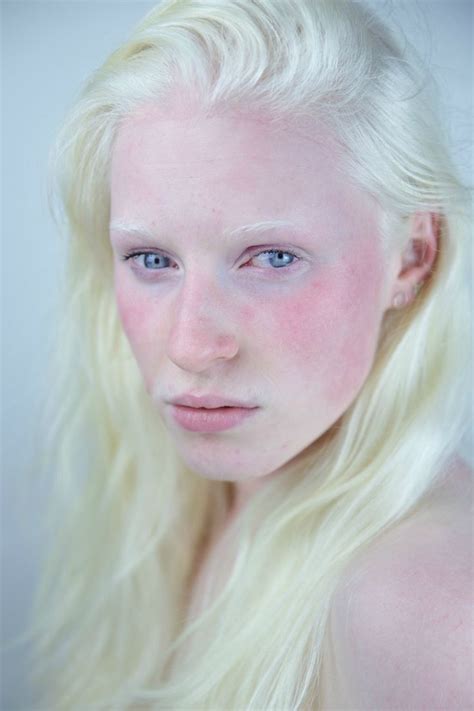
[1,2,472,709]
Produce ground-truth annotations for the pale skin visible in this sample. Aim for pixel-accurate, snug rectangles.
[109,98,437,519]
[109,98,472,706]
[323,460,473,709]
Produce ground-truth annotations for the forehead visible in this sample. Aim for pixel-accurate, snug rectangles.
[109,101,381,242]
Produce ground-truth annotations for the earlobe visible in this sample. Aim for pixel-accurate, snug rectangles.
[387,212,440,311]
[391,280,425,309]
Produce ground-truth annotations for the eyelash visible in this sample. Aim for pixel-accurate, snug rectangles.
[120,248,301,273]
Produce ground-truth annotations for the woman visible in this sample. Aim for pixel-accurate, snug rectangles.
[29,0,472,708]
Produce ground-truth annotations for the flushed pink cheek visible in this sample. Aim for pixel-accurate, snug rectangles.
[115,281,141,338]
[114,279,161,381]
[264,267,383,405]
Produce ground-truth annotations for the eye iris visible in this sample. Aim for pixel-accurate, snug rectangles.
[270,250,294,267]
[144,253,164,269]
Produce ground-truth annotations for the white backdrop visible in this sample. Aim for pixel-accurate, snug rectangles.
[1,2,472,709]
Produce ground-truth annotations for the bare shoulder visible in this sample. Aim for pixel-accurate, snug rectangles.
[330,456,473,709]
[339,455,472,591]
[419,454,473,523]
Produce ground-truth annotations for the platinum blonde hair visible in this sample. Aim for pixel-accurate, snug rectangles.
[26,1,470,708]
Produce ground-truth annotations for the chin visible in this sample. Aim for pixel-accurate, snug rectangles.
[176,444,295,483]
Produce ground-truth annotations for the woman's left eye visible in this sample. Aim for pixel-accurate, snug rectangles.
[244,249,300,269]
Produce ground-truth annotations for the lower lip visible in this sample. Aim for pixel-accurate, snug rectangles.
[169,404,258,432]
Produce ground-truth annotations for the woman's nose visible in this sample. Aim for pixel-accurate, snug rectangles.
[166,278,240,373]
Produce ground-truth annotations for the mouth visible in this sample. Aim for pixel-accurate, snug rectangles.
[168,393,258,409]
[168,403,259,433]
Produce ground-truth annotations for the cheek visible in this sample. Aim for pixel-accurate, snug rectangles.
[262,263,385,405]
[115,278,143,341]
[114,276,161,383]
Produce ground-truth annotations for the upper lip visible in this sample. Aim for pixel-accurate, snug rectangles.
[168,393,258,409]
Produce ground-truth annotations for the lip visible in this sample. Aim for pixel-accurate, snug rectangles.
[169,404,259,433]
[167,393,258,409]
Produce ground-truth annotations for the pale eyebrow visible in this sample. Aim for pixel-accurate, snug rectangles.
[222,219,300,238]
[109,220,157,240]
[109,219,300,241]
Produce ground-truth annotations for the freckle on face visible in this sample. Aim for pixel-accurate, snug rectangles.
[109,97,388,483]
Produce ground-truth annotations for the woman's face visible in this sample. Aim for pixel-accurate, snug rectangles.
[109,100,397,482]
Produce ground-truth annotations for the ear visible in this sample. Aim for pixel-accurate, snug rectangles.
[386,212,440,311]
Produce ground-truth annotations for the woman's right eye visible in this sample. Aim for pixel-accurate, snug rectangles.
[122,251,173,270]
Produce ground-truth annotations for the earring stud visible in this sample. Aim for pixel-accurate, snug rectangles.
[393,282,424,309]
[392,292,406,308]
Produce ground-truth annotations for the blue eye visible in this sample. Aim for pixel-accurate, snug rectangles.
[249,249,298,269]
[123,252,172,269]
[142,253,170,269]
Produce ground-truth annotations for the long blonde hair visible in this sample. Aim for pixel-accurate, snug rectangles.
[27,1,470,708]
